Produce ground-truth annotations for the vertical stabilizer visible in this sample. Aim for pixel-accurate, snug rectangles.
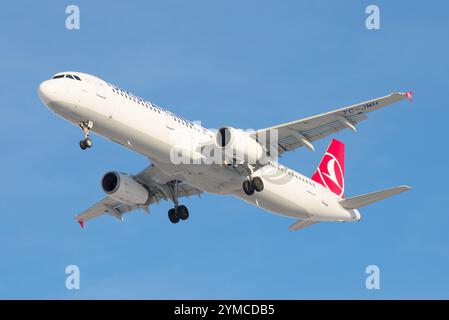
[311,139,345,198]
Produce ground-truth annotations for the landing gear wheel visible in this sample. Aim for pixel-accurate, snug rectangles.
[177,205,189,220]
[252,177,264,192]
[79,138,93,150]
[243,180,255,196]
[84,138,93,148]
[168,208,180,224]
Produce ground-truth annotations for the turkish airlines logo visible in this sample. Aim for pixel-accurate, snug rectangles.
[317,152,344,197]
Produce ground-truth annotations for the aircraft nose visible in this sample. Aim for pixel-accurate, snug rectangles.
[38,80,57,105]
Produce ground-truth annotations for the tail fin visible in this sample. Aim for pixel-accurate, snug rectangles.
[311,139,345,198]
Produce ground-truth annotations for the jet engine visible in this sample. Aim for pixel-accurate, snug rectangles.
[215,127,265,164]
[101,171,149,205]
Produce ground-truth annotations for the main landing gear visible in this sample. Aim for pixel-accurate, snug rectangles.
[168,205,189,224]
[167,180,189,224]
[243,176,264,196]
[79,121,94,150]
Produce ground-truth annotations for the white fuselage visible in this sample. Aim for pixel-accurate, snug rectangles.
[38,72,360,222]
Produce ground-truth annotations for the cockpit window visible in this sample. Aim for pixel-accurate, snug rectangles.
[52,73,82,80]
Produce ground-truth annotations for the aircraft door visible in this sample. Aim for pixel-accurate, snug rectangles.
[96,81,109,99]
[165,110,176,130]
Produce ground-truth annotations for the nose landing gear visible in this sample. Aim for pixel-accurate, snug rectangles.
[79,138,93,150]
[79,121,94,150]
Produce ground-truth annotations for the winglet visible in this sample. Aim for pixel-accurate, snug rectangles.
[78,220,84,229]
[405,91,413,101]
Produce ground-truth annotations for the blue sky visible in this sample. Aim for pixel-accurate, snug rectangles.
[0,0,448,299]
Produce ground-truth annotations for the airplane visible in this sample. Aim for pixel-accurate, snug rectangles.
[38,71,412,231]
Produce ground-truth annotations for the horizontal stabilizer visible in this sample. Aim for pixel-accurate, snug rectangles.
[289,220,319,231]
[339,185,411,209]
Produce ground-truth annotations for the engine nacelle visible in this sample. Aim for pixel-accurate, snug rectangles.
[101,171,149,205]
[215,127,265,164]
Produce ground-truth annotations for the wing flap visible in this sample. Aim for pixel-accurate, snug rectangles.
[74,197,142,224]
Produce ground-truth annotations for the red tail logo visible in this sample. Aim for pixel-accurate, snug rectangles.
[311,139,345,198]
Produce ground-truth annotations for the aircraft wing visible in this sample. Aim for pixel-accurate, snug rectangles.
[74,164,202,227]
[253,92,412,155]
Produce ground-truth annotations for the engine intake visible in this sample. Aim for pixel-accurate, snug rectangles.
[101,171,149,205]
